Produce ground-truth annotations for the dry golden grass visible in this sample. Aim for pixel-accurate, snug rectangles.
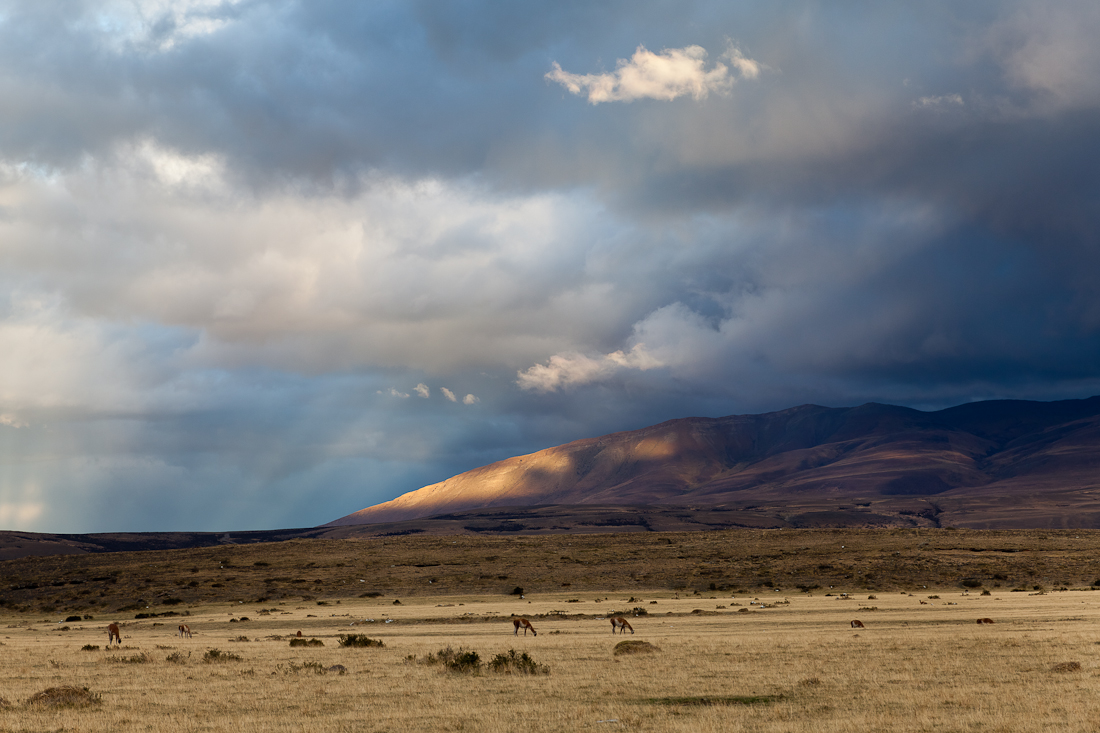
[6,528,1100,618]
[2,585,1099,732]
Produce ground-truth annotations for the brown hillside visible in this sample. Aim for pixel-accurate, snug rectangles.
[326,397,1100,529]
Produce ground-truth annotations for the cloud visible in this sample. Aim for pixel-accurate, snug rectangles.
[0,496,45,529]
[985,0,1100,112]
[546,44,759,104]
[517,344,664,392]
[0,414,28,428]
[1,0,1100,534]
[913,94,964,108]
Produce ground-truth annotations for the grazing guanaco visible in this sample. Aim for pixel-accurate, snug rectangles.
[107,623,121,646]
[610,616,634,634]
[178,624,192,638]
[512,618,537,636]
[850,619,865,628]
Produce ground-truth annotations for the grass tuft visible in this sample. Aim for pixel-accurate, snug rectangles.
[105,651,151,664]
[642,695,780,706]
[26,686,102,708]
[276,661,327,675]
[613,640,660,656]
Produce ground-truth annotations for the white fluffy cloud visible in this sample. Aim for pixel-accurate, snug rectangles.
[517,344,664,392]
[0,147,633,376]
[546,45,760,104]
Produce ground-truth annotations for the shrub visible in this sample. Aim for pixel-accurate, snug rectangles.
[488,649,549,675]
[446,650,481,673]
[290,638,324,647]
[165,651,188,664]
[64,615,82,622]
[80,644,99,651]
[203,648,243,663]
[424,646,481,673]
[338,634,384,648]
[510,587,524,596]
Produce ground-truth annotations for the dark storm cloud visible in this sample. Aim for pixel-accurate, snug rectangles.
[1,0,1098,532]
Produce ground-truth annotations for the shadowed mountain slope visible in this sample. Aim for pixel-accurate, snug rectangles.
[327,397,1100,529]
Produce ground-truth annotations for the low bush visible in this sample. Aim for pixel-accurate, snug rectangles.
[338,634,384,648]
[488,649,549,675]
[290,638,324,647]
[203,648,243,663]
[424,646,481,673]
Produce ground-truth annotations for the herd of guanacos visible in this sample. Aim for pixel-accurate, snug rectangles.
[101,612,996,646]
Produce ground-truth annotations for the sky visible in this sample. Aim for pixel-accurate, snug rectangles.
[2,1,1099,533]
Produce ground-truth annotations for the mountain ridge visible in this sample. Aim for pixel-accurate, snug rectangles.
[326,396,1100,528]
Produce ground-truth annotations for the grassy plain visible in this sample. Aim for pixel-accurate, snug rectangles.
[2,529,1100,731]
[3,589,1100,732]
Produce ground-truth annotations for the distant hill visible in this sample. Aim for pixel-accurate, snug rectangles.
[326,396,1100,530]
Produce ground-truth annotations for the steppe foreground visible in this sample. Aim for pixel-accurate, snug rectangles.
[2,529,1100,732]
